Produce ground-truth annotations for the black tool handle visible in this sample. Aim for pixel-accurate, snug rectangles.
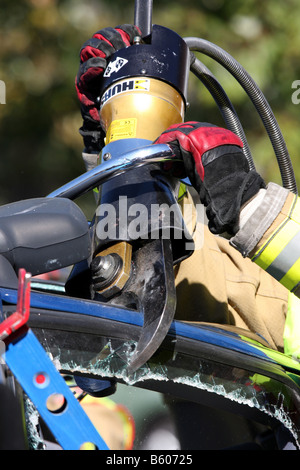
[134,0,153,37]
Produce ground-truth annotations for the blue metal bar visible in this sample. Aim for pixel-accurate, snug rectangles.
[2,327,109,450]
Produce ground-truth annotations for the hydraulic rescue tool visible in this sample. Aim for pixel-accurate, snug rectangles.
[67,1,193,373]
[1,0,300,450]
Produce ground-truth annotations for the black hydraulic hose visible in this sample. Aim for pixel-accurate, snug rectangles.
[189,52,255,170]
[185,37,297,194]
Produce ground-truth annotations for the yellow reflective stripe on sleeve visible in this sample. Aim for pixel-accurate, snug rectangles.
[279,256,300,291]
[253,218,300,271]
[252,194,298,263]
[252,196,300,291]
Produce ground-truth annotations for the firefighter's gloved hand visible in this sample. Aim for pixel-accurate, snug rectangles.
[76,24,141,153]
[155,122,266,235]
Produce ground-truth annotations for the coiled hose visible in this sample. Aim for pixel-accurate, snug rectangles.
[185,37,297,194]
[189,52,255,170]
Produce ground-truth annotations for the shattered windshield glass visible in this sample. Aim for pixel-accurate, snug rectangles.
[33,326,300,449]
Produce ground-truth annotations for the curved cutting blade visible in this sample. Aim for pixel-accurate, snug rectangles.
[126,238,176,374]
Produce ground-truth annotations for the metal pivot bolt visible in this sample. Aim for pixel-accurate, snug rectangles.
[102,153,111,161]
[91,253,123,291]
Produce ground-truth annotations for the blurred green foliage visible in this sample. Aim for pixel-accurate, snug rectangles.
[0,0,300,214]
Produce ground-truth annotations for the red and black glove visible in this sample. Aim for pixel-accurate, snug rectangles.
[75,24,141,152]
[155,122,266,235]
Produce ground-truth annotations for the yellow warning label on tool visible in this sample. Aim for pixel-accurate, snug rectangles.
[133,79,150,90]
[107,118,137,142]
